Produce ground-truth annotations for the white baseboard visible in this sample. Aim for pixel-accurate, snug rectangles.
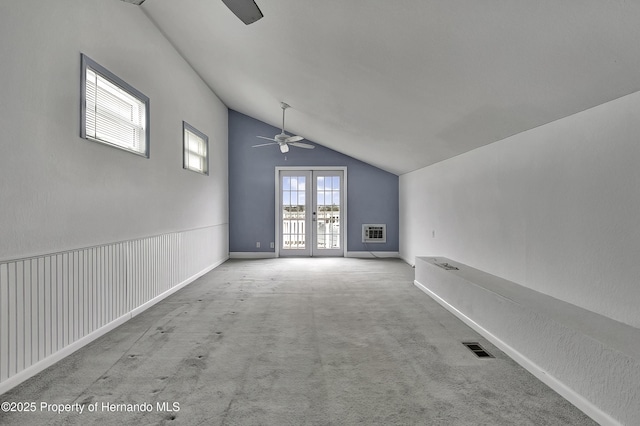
[229,252,277,259]
[0,258,227,396]
[346,251,399,258]
[0,313,131,396]
[130,258,226,317]
[413,279,620,426]
[230,252,399,259]
[399,254,415,267]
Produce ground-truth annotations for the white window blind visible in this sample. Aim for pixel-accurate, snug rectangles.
[81,54,149,157]
[183,123,209,175]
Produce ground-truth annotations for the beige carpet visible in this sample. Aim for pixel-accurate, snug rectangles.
[0,258,595,425]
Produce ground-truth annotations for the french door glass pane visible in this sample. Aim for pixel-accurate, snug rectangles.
[316,175,340,249]
[282,176,306,250]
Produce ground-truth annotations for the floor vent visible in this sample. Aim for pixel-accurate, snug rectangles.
[462,342,494,358]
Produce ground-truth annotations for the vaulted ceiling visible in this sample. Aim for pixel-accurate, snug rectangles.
[139,0,640,175]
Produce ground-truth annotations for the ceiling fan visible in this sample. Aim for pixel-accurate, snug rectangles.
[253,103,315,153]
[120,0,264,25]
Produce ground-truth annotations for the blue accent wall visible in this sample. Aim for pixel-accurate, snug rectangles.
[229,110,398,253]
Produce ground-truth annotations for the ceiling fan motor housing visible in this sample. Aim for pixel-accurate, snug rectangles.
[252,102,313,152]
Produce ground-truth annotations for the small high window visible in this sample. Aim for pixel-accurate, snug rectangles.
[81,54,149,157]
[183,122,209,175]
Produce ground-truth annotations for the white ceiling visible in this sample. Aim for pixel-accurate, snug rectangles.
[140,0,640,175]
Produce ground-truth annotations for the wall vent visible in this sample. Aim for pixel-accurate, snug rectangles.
[362,224,386,243]
[462,342,494,358]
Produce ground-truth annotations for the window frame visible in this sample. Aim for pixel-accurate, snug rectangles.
[80,53,150,158]
[182,121,209,176]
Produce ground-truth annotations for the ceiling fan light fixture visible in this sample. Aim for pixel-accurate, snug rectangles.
[253,102,312,153]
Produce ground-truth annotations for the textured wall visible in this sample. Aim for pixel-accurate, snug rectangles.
[229,110,398,253]
[0,0,229,394]
[0,0,229,261]
[400,89,640,329]
[415,257,640,425]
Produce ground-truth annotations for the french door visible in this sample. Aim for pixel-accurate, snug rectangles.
[277,168,345,257]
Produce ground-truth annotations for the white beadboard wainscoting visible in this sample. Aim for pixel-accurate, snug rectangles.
[0,224,228,394]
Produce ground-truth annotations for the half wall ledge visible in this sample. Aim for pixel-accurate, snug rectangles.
[414,256,640,426]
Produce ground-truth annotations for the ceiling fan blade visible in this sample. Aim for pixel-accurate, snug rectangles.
[290,142,315,149]
[284,135,304,143]
[252,142,278,148]
[256,135,275,141]
[221,0,263,25]
[120,0,146,4]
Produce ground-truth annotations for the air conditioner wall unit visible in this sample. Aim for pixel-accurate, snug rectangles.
[362,224,386,243]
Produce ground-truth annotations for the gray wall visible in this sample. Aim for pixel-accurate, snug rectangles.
[0,0,229,393]
[0,0,229,261]
[400,90,640,424]
[400,89,640,329]
[229,110,398,253]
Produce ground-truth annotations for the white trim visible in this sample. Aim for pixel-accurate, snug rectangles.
[275,170,280,257]
[130,260,223,317]
[0,259,225,396]
[278,169,313,257]
[346,251,399,258]
[275,167,348,258]
[229,252,277,259]
[312,170,345,257]
[399,254,415,267]
[413,279,621,426]
[0,313,130,396]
